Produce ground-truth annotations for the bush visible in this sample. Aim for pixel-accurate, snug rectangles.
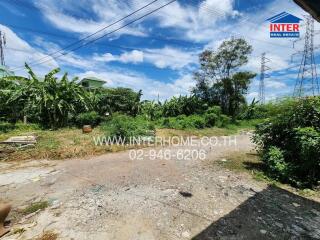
[161,118,171,128]
[203,106,230,127]
[181,115,206,129]
[206,106,222,115]
[263,146,290,181]
[0,122,40,133]
[159,115,206,129]
[204,106,221,127]
[217,114,231,127]
[103,114,154,141]
[204,113,218,127]
[0,122,15,133]
[14,122,40,131]
[160,116,183,129]
[253,97,320,187]
[159,110,231,130]
[294,127,320,184]
[240,98,298,120]
[75,111,101,127]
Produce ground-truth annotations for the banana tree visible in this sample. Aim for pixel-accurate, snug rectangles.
[6,64,90,128]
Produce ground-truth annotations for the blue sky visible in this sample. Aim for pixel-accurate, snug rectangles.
[0,0,319,101]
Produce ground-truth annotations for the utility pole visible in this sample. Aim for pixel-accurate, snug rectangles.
[259,52,271,104]
[0,31,6,66]
[293,15,319,97]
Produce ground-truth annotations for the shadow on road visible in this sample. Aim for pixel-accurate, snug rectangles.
[192,185,320,240]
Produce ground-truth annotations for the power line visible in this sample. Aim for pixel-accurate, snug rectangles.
[293,15,319,97]
[0,31,6,66]
[5,0,295,68]
[15,0,160,69]
[11,0,178,71]
[9,0,294,51]
[3,21,292,70]
[5,43,196,61]
[259,52,271,104]
[4,23,200,49]
[4,46,199,73]
[5,0,314,76]
[6,0,206,47]
[10,1,178,71]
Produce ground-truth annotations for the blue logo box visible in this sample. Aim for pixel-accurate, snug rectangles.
[270,32,300,38]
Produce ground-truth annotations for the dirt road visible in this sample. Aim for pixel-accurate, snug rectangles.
[1,135,320,239]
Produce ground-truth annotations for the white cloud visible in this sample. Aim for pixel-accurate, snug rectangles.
[144,46,198,70]
[265,79,287,89]
[93,50,144,64]
[247,91,258,99]
[93,46,198,70]
[246,53,290,73]
[120,50,144,63]
[35,0,147,38]
[0,1,25,17]
[34,0,240,42]
[0,25,58,76]
[198,0,240,21]
[154,0,239,41]
[32,36,97,70]
[29,36,197,72]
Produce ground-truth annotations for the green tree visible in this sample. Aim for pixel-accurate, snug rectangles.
[91,87,142,116]
[5,64,90,128]
[140,100,162,120]
[162,95,207,117]
[0,76,23,122]
[192,38,256,119]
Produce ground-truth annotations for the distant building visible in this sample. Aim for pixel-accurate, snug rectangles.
[78,77,106,90]
[0,65,14,78]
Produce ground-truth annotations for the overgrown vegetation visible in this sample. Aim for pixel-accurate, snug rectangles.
[1,38,319,190]
[2,65,90,128]
[253,97,320,188]
[1,39,256,132]
[0,126,112,161]
[0,65,142,129]
[102,114,154,141]
[217,151,320,198]
[0,121,40,133]
[75,111,101,127]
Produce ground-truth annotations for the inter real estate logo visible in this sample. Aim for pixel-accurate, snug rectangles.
[267,12,302,38]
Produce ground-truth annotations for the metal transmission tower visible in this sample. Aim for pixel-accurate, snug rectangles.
[293,15,319,97]
[259,53,271,104]
[0,31,6,66]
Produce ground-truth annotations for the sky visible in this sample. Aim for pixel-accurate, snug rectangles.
[0,0,319,101]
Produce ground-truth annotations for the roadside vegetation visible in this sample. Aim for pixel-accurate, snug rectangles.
[217,151,320,199]
[1,38,319,191]
[253,97,320,188]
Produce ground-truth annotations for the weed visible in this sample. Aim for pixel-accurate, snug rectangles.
[23,201,49,215]
[217,151,320,199]
[13,228,26,235]
[0,127,109,161]
[36,231,58,240]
